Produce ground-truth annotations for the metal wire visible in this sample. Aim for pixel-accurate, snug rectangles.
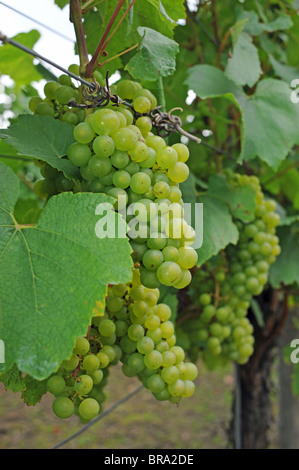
[0,31,96,90]
[51,385,143,449]
[0,1,74,43]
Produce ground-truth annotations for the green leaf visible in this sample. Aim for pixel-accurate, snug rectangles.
[21,375,48,405]
[196,194,239,266]
[0,115,79,179]
[237,9,293,35]
[185,66,299,170]
[0,364,25,393]
[269,55,299,84]
[269,221,299,287]
[55,0,69,8]
[125,27,179,81]
[207,174,256,222]
[0,163,133,379]
[0,31,43,88]
[225,32,262,87]
[160,0,186,22]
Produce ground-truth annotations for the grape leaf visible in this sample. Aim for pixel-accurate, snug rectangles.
[206,174,256,222]
[160,0,186,22]
[0,163,133,379]
[55,0,69,8]
[0,31,43,88]
[0,364,25,393]
[237,9,293,35]
[196,194,239,266]
[21,375,48,405]
[185,65,299,170]
[225,32,262,87]
[269,221,299,287]
[0,115,79,179]
[125,27,179,81]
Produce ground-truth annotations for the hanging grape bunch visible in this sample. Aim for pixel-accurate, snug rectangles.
[32,71,199,421]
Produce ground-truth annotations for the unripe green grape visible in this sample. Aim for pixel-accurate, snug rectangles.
[142,249,164,271]
[102,345,116,362]
[147,374,166,393]
[88,155,112,177]
[111,150,130,168]
[96,351,110,368]
[136,116,152,134]
[55,85,75,105]
[74,122,95,143]
[73,336,90,356]
[113,128,138,151]
[47,375,65,395]
[177,246,198,270]
[172,143,189,163]
[144,350,163,369]
[162,351,176,367]
[160,321,175,339]
[53,396,74,419]
[128,352,145,373]
[133,96,151,113]
[44,81,59,100]
[89,369,104,385]
[129,142,149,163]
[113,170,131,189]
[91,108,120,135]
[156,147,178,170]
[78,398,100,420]
[56,174,74,192]
[62,354,79,371]
[74,375,93,395]
[29,96,43,112]
[156,261,182,286]
[118,107,134,125]
[67,142,91,166]
[119,334,137,354]
[58,74,72,86]
[93,135,115,158]
[98,319,116,336]
[135,88,157,109]
[130,172,151,194]
[128,324,145,341]
[68,63,80,75]
[140,268,160,289]
[116,80,137,100]
[145,135,166,152]
[153,181,170,199]
[35,102,55,117]
[145,314,160,330]
[168,162,189,183]
[82,354,100,372]
[147,233,167,251]
[61,111,79,125]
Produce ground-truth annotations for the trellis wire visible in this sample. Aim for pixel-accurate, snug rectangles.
[0,31,96,90]
[51,385,143,449]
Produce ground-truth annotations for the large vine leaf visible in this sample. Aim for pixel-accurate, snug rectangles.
[125,27,179,81]
[185,65,299,170]
[0,31,43,88]
[196,194,239,266]
[0,115,79,179]
[0,163,133,380]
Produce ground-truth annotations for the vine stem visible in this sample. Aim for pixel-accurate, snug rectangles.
[85,0,126,78]
[70,0,89,74]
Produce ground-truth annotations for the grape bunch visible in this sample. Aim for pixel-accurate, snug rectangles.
[48,270,198,420]
[37,76,199,420]
[176,174,281,368]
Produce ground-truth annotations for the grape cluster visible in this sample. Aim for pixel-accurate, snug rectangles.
[66,78,198,290]
[176,174,281,368]
[48,269,198,420]
[40,76,199,420]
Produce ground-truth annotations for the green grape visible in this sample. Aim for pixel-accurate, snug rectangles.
[89,369,104,385]
[156,147,178,169]
[98,319,116,336]
[177,246,198,270]
[73,337,90,356]
[52,396,74,419]
[96,351,110,368]
[67,142,91,167]
[58,74,73,86]
[140,269,160,289]
[133,96,151,113]
[29,96,43,112]
[137,336,155,354]
[44,81,60,100]
[130,172,151,194]
[161,366,180,384]
[79,398,100,420]
[111,150,130,168]
[128,324,145,341]
[74,122,95,144]
[128,352,145,373]
[56,174,74,192]
[168,162,189,183]
[156,261,182,286]
[117,80,137,100]
[91,108,120,135]
[129,142,149,163]
[136,116,152,134]
[147,374,166,393]
[172,143,189,163]
[88,155,112,177]
[82,354,100,372]
[144,350,163,369]
[93,135,115,158]
[113,170,131,189]
[113,128,138,151]
[47,375,65,395]
[55,85,75,105]
[74,375,93,395]
[142,250,164,271]
[35,102,55,117]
